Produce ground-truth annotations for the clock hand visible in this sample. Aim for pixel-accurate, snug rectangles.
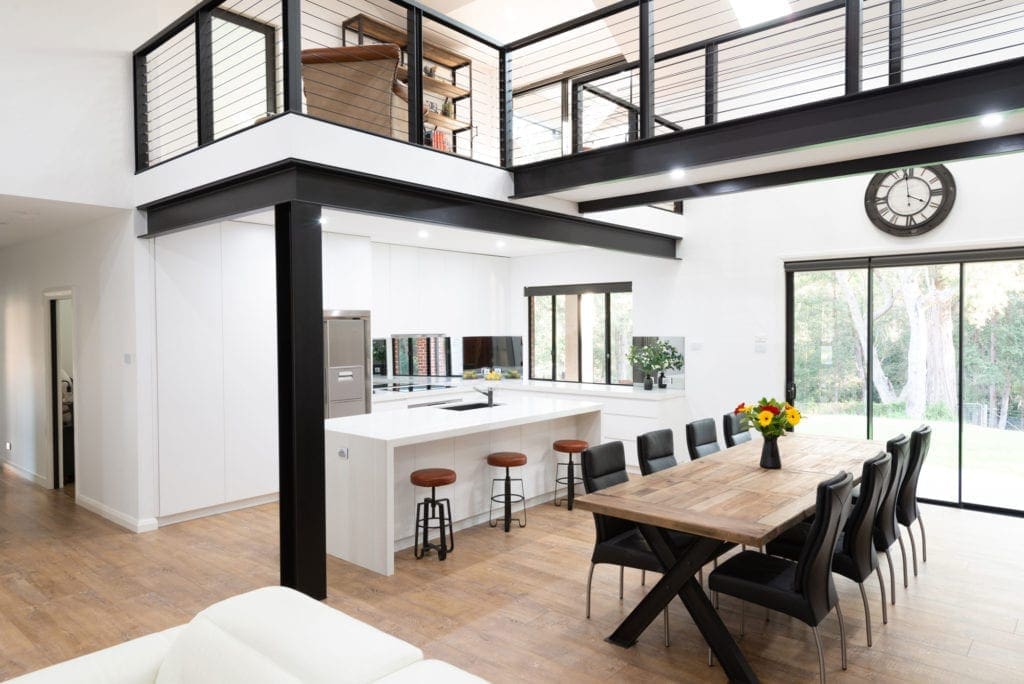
[907,193,926,203]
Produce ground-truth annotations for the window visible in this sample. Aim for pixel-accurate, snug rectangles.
[527,283,633,385]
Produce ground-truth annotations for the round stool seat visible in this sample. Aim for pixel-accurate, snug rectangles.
[487,452,527,468]
[553,439,588,454]
[410,468,457,488]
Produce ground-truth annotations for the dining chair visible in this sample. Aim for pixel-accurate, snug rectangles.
[708,471,854,684]
[767,452,891,646]
[864,434,912,603]
[897,425,932,576]
[637,429,677,475]
[722,413,752,448]
[685,418,721,460]
[581,441,675,646]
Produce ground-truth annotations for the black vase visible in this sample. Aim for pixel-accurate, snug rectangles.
[643,374,653,390]
[760,435,781,469]
[657,371,667,389]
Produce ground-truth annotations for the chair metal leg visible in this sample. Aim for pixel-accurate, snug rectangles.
[919,515,927,563]
[884,548,897,604]
[619,565,624,600]
[812,626,826,684]
[836,600,848,670]
[875,565,888,624]
[858,582,872,647]
[897,532,909,588]
[585,563,595,618]
[663,608,670,647]
[906,525,918,577]
[641,569,645,586]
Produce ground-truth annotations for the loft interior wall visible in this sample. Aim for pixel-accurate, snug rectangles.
[509,150,1024,418]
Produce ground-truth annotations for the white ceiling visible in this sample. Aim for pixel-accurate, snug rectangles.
[236,207,583,257]
[420,0,626,43]
[0,195,124,250]
[554,110,1024,204]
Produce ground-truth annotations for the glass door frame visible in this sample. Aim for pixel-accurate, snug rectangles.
[785,246,1024,519]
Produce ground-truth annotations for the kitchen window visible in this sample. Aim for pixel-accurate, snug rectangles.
[527,282,633,385]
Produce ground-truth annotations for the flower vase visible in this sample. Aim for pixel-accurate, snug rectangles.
[643,375,653,390]
[760,435,781,469]
[657,371,667,389]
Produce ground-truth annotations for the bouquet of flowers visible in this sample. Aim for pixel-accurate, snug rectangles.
[734,398,801,438]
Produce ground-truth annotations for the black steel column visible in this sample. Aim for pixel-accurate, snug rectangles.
[407,8,424,144]
[196,9,214,145]
[571,84,583,153]
[282,0,303,112]
[704,43,718,126]
[275,201,327,600]
[888,0,903,86]
[638,0,655,138]
[845,0,863,95]
[133,52,150,171]
[499,49,513,166]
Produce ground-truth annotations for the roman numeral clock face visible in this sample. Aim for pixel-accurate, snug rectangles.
[864,165,956,236]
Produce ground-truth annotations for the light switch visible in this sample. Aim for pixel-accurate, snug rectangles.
[123,353,133,365]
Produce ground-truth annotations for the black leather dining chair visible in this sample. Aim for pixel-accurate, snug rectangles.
[581,441,672,646]
[898,425,932,576]
[685,418,721,460]
[722,413,752,448]
[767,452,891,647]
[637,429,677,475]
[866,434,912,603]
[709,471,854,684]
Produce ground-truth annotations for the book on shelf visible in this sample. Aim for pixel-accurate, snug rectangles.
[431,126,451,152]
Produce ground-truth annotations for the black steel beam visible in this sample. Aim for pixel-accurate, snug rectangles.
[638,0,654,139]
[505,0,639,51]
[846,0,863,95]
[407,8,424,145]
[282,0,302,112]
[196,9,215,145]
[889,0,903,86]
[138,159,679,259]
[577,132,1024,212]
[275,200,326,600]
[515,56,1024,198]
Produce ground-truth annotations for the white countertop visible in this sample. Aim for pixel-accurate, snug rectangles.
[326,395,602,447]
[371,377,685,404]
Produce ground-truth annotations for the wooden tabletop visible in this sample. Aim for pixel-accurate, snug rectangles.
[574,433,885,547]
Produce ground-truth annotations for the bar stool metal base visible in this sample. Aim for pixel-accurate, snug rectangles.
[413,486,454,561]
[489,474,526,532]
[554,457,583,510]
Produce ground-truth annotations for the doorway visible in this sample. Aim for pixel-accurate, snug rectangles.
[49,297,75,495]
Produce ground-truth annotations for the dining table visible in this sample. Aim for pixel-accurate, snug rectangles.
[573,432,885,683]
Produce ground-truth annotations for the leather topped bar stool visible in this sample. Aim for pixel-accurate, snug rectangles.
[487,452,527,533]
[410,468,456,561]
[553,439,588,510]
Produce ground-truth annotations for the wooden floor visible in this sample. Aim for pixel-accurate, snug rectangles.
[1,466,1023,682]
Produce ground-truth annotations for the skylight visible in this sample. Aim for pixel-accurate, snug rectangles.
[730,0,791,28]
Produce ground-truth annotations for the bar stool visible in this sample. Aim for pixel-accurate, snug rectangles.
[487,452,527,533]
[410,468,456,561]
[553,439,588,511]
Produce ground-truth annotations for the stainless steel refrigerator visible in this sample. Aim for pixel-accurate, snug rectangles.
[323,310,371,419]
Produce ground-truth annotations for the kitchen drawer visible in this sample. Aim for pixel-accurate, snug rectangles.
[602,413,661,442]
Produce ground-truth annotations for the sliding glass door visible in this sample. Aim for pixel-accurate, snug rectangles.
[788,251,1024,514]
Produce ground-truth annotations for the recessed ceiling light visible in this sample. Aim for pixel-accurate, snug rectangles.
[495,240,507,248]
[729,0,790,28]
[980,112,1005,128]
[417,229,430,239]
[670,167,686,181]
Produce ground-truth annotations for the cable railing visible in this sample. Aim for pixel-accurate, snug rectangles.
[134,0,1024,172]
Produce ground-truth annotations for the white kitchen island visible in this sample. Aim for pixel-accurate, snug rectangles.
[324,395,602,575]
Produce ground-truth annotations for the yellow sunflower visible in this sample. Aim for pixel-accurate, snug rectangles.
[757,410,774,428]
[786,407,801,426]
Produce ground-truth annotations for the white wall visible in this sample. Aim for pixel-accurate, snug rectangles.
[0,211,150,528]
[510,151,1024,421]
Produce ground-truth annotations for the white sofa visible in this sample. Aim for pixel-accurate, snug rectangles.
[7,587,485,683]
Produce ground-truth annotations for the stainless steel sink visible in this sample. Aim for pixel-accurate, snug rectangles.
[441,402,501,411]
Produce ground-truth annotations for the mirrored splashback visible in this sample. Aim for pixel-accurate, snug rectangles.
[391,335,452,377]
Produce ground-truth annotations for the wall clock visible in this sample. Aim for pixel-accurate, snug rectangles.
[864,165,956,237]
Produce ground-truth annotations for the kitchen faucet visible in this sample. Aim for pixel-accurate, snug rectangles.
[475,386,495,407]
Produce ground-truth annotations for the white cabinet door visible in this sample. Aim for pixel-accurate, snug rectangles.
[155,226,226,516]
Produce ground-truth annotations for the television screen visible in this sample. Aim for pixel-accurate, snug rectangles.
[462,336,523,370]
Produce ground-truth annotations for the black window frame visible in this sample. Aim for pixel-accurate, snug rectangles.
[526,282,632,385]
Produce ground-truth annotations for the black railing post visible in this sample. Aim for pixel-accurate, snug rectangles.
[845,0,863,95]
[571,83,583,153]
[888,0,903,86]
[275,200,327,600]
[196,8,215,145]
[133,52,150,171]
[638,0,654,138]
[704,43,718,126]
[407,8,424,145]
[282,0,303,112]
[499,49,513,166]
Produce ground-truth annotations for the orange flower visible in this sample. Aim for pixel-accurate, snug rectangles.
[734,402,747,415]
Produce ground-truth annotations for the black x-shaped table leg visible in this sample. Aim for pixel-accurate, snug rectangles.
[605,525,760,684]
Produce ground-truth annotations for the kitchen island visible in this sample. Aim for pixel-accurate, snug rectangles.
[325,394,602,575]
